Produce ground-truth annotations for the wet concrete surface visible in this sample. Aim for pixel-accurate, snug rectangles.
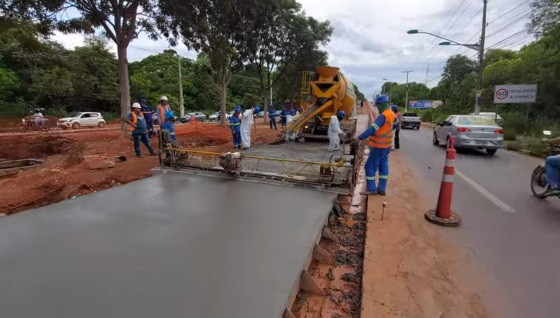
[400,127,560,318]
[0,172,335,318]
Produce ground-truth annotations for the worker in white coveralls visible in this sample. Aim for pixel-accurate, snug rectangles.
[240,105,260,149]
[327,110,346,151]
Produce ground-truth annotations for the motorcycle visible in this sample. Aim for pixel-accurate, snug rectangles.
[531,130,560,199]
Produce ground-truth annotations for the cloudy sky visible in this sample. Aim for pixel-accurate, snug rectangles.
[53,0,534,99]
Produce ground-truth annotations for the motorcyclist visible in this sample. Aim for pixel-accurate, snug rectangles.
[545,137,560,193]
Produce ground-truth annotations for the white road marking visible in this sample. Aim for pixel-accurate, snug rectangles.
[455,169,516,213]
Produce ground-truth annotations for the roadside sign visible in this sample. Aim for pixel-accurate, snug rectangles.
[494,84,537,104]
[409,100,433,109]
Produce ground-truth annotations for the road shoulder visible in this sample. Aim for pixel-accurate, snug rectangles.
[360,151,489,318]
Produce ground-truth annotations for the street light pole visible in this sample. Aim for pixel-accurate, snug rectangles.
[403,70,412,112]
[177,54,185,118]
[474,0,488,115]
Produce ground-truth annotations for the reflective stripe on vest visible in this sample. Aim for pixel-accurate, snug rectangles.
[368,109,396,148]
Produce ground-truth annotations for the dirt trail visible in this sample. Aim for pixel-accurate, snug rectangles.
[361,151,490,318]
[0,122,281,215]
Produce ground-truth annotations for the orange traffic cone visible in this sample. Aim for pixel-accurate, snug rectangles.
[425,137,462,227]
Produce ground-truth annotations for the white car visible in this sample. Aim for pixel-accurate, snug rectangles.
[208,112,219,121]
[58,112,106,129]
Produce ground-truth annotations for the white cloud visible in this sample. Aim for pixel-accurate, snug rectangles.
[50,0,534,100]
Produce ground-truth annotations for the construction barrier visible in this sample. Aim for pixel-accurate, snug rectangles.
[424,137,461,227]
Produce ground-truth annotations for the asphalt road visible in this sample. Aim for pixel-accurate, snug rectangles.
[399,126,560,318]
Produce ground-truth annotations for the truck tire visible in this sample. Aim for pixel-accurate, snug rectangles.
[72,122,80,129]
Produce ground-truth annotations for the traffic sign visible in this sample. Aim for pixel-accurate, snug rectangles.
[494,84,537,104]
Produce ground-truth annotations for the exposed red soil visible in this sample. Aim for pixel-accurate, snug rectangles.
[0,121,281,215]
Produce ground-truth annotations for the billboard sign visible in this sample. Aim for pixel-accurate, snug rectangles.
[494,84,537,104]
[409,100,433,109]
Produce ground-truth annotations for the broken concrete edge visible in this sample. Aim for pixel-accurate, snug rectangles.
[313,244,334,264]
[282,202,334,317]
[424,209,462,227]
[359,188,373,314]
[283,308,297,318]
[300,269,325,296]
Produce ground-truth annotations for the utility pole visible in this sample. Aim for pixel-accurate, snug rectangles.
[178,54,185,118]
[475,0,488,115]
[403,70,413,112]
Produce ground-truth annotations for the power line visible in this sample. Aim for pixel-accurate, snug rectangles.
[487,0,530,25]
[486,11,531,39]
[422,0,477,66]
[409,0,470,70]
[486,30,527,49]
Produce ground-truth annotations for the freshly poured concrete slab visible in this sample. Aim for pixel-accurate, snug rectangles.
[0,172,335,318]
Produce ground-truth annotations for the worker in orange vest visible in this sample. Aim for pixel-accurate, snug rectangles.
[122,103,156,158]
[355,94,399,195]
[156,96,171,126]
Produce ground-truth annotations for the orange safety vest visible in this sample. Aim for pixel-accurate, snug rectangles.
[130,112,144,132]
[157,104,168,123]
[368,109,395,148]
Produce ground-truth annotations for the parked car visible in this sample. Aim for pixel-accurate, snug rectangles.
[58,112,106,129]
[188,112,207,122]
[218,111,233,121]
[257,111,265,118]
[433,115,504,155]
[208,112,219,121]
[471,112,504,126]
[180,114,192,123]
[401,112,421,129]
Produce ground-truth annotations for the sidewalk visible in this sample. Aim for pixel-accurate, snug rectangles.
[360,151,489,317]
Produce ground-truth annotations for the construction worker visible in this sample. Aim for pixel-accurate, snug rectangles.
[122,102,156,158]
[327,110,346,151]
[156,96,171,126]
[280,108,288,128]
[240,105,257,149]
[160,110,176,141]
[268,107,277,130]
[391,104,402,150]
[140,98,155,137]
[230,107,242,149]
[355,94,399,195]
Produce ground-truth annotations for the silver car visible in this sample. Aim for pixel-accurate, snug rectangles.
[433,115,504,155]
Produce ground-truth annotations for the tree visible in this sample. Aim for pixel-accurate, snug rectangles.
[274,46,328,103]
[3,0,176,118]
[441,54,477,86]
[162,0,267,124]
[529,0,560,37]
[353,84,366,101]
[245,0,332,120]
[484,49,517,67]
[0,67,20,100]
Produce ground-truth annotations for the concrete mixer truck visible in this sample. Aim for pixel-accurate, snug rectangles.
[285,66,357,140]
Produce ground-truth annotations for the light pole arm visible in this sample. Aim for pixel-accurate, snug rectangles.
[415,31,458,44]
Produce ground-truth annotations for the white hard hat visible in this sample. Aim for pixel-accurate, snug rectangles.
[132,102,141,109]
[160,96,169,101]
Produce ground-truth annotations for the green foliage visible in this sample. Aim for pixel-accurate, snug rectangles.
[0,67,20,100]
[529,0,560,37]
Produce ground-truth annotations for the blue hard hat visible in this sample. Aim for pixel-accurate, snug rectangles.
[253,106,260,113]
[139,98,147,104]
[376,94,389,104]
[391,104,398,111]
[235,105,242,113]
[337,110,346,119]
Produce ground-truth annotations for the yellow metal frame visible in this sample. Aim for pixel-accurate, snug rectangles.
[165,147,346,182]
